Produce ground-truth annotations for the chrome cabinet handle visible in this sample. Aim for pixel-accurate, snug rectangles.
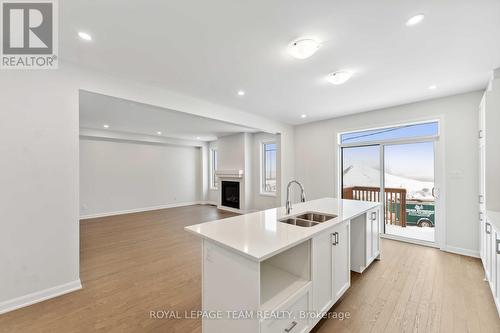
[479,129,484,139]
[486,222,491,234]
[479,211,484,222]
[479,195,485,204]
[332,232,339,245]
[285,321,297,332]
[371,211,377,221]
[497,239,500,255]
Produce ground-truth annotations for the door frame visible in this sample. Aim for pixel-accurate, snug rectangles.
[337,119,446,250]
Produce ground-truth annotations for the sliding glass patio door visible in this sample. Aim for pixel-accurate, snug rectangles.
[383,142,435,242]
[340,121,439,246]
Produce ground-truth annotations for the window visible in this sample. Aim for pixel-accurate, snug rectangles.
[210,149,218,189]
[261,142,277,194]
[340,121,439,145]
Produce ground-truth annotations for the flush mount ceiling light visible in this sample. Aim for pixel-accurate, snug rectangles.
[196,136,201,140]
[300,114,307,119]
[406,14,425,26]
[326,71,354,85]
[428,85,437,90]
[288,38,321,59]
[78,31,92,41]
[237,90,245,96]
[103,124,109,129]
[157,131,162,135]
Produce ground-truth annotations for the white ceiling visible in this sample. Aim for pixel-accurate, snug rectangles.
[79,91,258,141]
[63,0,500,125]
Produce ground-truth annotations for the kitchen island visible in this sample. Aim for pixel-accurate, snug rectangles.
[185,197,381,333]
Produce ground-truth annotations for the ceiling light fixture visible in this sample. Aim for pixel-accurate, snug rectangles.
[300,114,307,119]
[428,85,437,90]
[288,38,321,59]
[326,71,354,85]
[406,14,425,26]
[237,90,245,96]
[78,31,92,41]
[196,136,201,140]
[157,131,162,135]
[103,124,109,129]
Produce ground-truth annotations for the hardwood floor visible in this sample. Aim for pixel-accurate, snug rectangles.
[0,205,498,332]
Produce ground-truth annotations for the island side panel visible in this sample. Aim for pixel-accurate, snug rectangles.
[202,239,260,333]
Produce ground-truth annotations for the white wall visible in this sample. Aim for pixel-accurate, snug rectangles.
[80,138,201,217]
[0,63,293,313]
[0,69,80,310]
[294,91,482,256]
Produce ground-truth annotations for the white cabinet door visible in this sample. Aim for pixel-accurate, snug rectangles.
[489,223,497,293]
[365,211,373,261]
[485,221,493,281]
[495,230,500,305]
[373,208,380,257]
[312,229,334,314]
[480,213,486,265]
[365,208,380,263]
[332,221,350,303]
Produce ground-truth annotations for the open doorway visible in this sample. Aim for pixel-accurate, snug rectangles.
[340,121,440,246]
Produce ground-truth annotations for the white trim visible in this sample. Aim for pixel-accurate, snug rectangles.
[260,139,277,195]
[381,233,439,248]
[0,279,82,315]
[444,245,480,258]
[80,201,204,220]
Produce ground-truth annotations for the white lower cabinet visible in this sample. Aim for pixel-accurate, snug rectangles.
[480,213,500,317]
[311,220,350,325]
[260,287,311,333]
[351,206,381,273]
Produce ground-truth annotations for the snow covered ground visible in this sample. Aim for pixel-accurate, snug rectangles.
[385,224,435,242]
[343,164,434,201]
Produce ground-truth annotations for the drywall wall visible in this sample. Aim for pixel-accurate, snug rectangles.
[79,138,201,217]
[294,91,482,256]
[0,63,293,313]
[0,69,80,311]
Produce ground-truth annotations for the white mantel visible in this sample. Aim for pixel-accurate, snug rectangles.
[215,169,244,178]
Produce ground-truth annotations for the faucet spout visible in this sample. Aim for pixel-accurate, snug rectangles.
[286,180,306,215]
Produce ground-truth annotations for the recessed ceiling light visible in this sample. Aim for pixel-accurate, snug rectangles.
[237,90,245,96]
[196,136,201,140]
[78,31,92,41]
[157,131,162,135]
[300,114,307,119]
[406,14,425,26]
[428,85,437,90]
[103,124,109,129]
[326,71,354,85]
[288,38,321,59]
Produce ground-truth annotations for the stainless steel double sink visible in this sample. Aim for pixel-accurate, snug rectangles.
[278,211,337,227]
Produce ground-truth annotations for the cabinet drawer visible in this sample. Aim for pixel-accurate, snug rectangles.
[261,288,310,333]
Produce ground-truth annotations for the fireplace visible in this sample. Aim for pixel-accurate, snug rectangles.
[221,181,240,209]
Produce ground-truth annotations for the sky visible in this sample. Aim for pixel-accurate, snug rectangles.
[342,123,437,182]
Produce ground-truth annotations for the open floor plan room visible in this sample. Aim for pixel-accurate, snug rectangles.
[1,1,500,332]
[0,206,498,333]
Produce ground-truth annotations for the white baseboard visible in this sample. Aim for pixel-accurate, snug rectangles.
[444,246,480,258]
[80,201,202,220]
[0,279,82,315]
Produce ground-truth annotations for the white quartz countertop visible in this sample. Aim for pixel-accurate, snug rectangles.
[185,197,379,262]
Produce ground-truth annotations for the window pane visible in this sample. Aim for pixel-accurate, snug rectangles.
[263,143,276,192]
[211,149,218,188]
[340,122,438,144]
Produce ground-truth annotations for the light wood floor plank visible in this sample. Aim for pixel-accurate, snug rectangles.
[0,205,498,333]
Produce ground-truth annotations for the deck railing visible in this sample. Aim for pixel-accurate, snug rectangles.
[342,186,407,227]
